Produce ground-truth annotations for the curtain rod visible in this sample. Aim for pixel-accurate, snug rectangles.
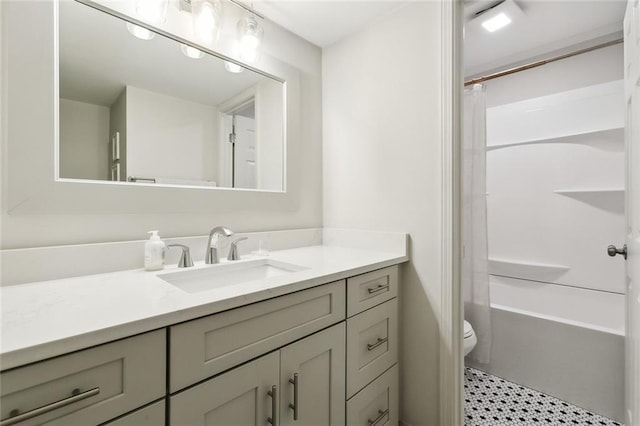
[464,38,623,86]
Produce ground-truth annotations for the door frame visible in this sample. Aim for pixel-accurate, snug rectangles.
[439,0,464,425]
[218,88,257,188]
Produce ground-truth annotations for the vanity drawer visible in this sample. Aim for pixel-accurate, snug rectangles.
[102,401,165,426]
[170,280,346,392]
[346,298,398,397]
[347,266,398,317]
[346,364,398,426]
[0,330,165,426]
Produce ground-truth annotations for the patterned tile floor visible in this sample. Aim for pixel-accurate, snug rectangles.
[464,367,622,425]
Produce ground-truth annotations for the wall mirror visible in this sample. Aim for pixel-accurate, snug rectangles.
[58,0,286,191]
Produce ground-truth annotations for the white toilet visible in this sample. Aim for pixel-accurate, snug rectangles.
[464,320,477,356]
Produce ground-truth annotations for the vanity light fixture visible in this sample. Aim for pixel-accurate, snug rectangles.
[471,0,523,33]
[127,0,168,40]
[224,61,244,73]
[127,23,156,40]
[192,0,224,45]
[180,43,205,59]
[236,14,263,64]
[223,41,244,72]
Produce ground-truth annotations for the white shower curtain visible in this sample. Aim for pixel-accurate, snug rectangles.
[463,84,491,364]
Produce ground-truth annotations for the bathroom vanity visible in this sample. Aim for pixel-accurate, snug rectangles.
[0,241,406,425]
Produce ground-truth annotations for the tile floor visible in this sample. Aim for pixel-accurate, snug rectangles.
[464,367,622,425]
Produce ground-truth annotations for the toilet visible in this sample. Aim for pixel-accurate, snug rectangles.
[464,320,477,356]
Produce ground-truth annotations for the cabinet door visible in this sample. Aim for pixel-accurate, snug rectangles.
[102,401,165,426]
[170,351,279,426]
[280,323,346,426]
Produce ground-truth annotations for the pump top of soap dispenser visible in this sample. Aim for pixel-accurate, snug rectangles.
[148,230,161,240]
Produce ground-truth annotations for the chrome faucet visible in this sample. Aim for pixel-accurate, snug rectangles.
[227,237,248,261]
[205,226,234,264]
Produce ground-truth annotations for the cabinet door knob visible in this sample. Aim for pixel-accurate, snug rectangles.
[0,387,100,426]
[288,373,299,420]
[267,385,277,425]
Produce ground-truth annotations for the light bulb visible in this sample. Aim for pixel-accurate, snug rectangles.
[127,23,155,40]
[192,0,223,45]
[181,44,205,59]
[224,61,244,73]
[237,15,263,64]
[135,0,168,24]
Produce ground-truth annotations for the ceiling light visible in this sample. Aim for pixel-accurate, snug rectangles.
[482,12,511,32]
[181,44,205,59]
[469,0,524,34]
[192,0,223,45]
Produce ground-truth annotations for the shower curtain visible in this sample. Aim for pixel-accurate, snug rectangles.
[463,84,491,364]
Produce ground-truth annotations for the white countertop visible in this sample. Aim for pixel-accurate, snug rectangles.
[1,244,407,370]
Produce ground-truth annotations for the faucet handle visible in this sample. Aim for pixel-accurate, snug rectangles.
[227,237,248,261]
[167,244,194,268]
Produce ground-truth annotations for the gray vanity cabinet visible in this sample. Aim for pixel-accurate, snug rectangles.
[279,324,346,425]
[170,351,280,425]
[0,264,400,426]
[0,330,165,426]
[170,323,346,426]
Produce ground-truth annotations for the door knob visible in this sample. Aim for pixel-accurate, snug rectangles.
[607,244,627,260]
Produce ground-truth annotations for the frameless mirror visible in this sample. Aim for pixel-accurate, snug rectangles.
[58,1,285,191]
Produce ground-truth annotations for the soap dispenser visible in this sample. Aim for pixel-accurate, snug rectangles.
[145,230,166,271]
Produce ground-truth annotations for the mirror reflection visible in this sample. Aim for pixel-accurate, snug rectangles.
[58,1,285,190]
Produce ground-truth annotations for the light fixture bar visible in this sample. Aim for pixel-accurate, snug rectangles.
[227,0,264,20]
[181,0,264,19]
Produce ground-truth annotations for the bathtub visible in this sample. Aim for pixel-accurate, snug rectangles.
[466,275,625,423]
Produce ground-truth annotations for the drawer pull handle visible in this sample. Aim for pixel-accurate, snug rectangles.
[267,384,277,425]
[367,337,388,351]
[1,387,100,426]
[367,284,389,294]
[288,373,299,420]
[368,408,390,425]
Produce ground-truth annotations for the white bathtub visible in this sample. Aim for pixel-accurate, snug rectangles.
[466,275,625,423]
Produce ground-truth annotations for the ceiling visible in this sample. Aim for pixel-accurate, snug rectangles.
[252,0,625,78]
[464,0,626,77]
[253,1,407,48]
[61,0,628,106]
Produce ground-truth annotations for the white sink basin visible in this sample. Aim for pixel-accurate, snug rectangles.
[158,258,308,293]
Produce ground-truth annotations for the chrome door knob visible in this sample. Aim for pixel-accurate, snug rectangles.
[607,244,627,259]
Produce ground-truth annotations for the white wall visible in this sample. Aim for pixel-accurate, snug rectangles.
[323,3,444,424]
[125,85,218,183]
[483,44,623,107]
[0,1,322,249]
[59,98,109,180]
[256,78,284,191]
[484,45,625,295]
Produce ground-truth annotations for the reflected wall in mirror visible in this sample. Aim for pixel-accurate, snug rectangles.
[58,1,285,191]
